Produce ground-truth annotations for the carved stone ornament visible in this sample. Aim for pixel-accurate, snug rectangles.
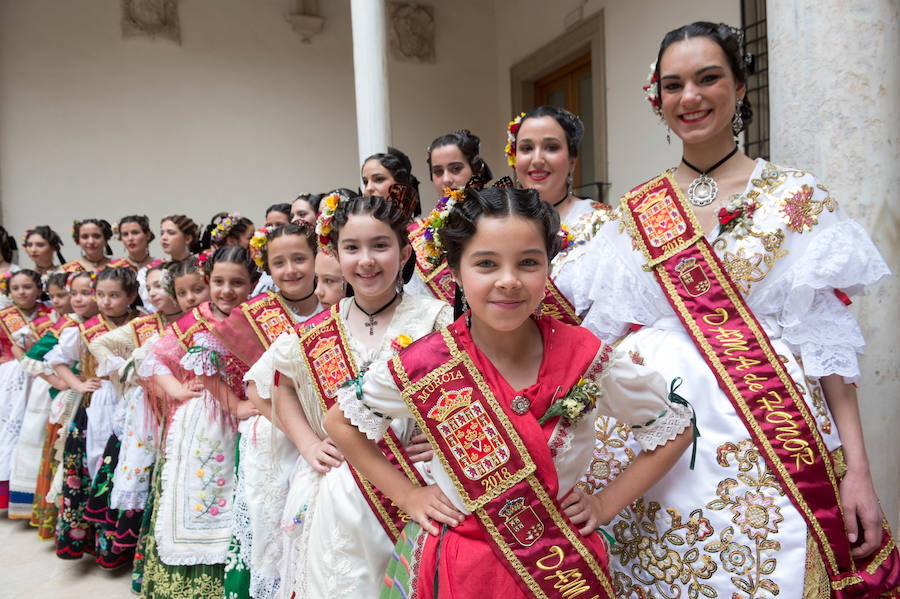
[388,2,435,63]
[122,0,181,44]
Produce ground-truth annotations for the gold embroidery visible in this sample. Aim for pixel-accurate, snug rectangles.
[581,416,635,495]
[803,532,830,599]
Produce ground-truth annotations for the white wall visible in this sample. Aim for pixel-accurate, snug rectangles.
[491,0,739,202]
[0,0,499,257]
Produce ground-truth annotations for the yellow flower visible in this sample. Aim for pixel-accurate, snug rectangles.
[196,469,205,478]
[325,194,339,211]
[396,334,412,348]
[195,503,203,512]
[319,223,332,236]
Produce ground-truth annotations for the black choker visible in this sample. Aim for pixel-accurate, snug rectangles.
[280,290,316,304]
[552,194,569,207]
[681,144,739,207]
[211,302,231,318]
[353,293,399,336]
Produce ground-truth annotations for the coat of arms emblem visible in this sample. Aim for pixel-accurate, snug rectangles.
[429,389,510,481]
[636,188,687,248]
[499,497,544,546]
[674,257,710,297]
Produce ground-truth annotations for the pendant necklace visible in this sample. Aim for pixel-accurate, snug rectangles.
[354,293,398,335]
[682,144,738,207]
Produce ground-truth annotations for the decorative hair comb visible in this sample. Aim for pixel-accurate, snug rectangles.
[386,183,419,221]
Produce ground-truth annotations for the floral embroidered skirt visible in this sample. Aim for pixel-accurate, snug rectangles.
[140,452,225,599]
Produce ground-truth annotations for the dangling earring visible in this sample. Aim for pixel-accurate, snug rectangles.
[732,98,744,137]
[458,286,471,328]
[666,125,671,145]
[566,170,574,197]
[395,273,404,294]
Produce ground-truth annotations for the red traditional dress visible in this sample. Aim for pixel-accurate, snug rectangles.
[338,316,693,598]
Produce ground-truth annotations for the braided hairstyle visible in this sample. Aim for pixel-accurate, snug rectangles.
[260,223,317,275]
[202,246,261,285]
[363,147,422,217]
[201,212,255,251]
[73,218,114,256]
[0,226,18,264]
[117,214,156,242]
[655,22,754,132]
[427,129,493,183]
[24,226,66,264]
[161,214,202,255]
[515,106,585,158]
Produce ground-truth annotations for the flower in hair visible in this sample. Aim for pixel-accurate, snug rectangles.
[315,192,344,255]
[21,228,36,245]
[505,112,526,167]
[158,266,175,299]
[643,61,663,120]
[111,222,120,238]
[196,248,214,269]
[71,220,80,237]
[249,226,269,268]
[0,272,11,293]
[211,213,240,246]
[421,187,466,268]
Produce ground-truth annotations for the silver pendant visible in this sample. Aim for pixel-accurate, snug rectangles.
[687,174,718,207]
[511,395,530,415]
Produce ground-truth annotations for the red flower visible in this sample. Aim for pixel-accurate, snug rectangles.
[718,207,740,226]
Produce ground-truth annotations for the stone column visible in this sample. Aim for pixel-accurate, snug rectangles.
[768,1,900,530]
[350,0,391,166]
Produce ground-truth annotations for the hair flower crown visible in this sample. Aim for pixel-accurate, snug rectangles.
[249,226,269,268]
[211,213,241,246]
[315,192,348,255]
[643,61,663,119]
[421,187,466,269]
[505,112,526,167]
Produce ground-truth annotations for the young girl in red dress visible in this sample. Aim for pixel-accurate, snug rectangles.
[325,186,696,599]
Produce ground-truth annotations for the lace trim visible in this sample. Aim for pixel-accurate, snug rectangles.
[109,488,149,511]
[336,384,388,442]
[20,356,52,376]
[96,355,126,378]
[631,401,693,452]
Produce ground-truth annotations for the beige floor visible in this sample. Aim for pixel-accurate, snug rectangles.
[0,517,134,598]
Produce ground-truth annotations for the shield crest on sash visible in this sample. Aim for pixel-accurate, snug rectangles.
[259,308,292,343]
[675,257,710,297]
[499,497,544,546]
[310,336,351,398]
[134,321,159,345]
[434,398,510,480]
[637,189,687,248]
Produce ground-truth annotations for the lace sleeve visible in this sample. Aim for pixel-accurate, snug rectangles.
[336,359,405,442]
[590,347,693,452]
[434,303,454,330]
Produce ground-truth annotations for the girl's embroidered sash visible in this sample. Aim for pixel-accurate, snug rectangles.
[79,314,114,345]
[0,304,51,345]
[388,324,613,599]
[621,172,899,597]
[297,305,425,542]
[61,260,86,273]
[408,222,580,325]
[130,313,166,348]
[213,291,296,367]
[50,314,79,338]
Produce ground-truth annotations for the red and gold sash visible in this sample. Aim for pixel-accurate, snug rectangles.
[0,304,51,346]
[389,321,614,599]
[408,221,580,325]
[130,313,167,348]
[213,291,297,367]
[79,314,115,345]
[108,257,131,270]
[622,172,899,597]
[408,221,456,303]
[297,305,425,542]
[50,314,80,338]
[61,260,86,273]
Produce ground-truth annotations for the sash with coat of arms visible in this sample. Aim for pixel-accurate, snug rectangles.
[389,318,614,599]
[212,291,299,368]
[297,304,426,543]
[622,172,900,597]
[0,303,51,351]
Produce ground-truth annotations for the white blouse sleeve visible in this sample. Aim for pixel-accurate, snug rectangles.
[44,327,82,367]
[589,347,694,452]
[244,330,301,400]
[336,358,406,442]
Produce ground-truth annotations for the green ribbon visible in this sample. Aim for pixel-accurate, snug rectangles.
[187,345,224,374]
[668,377,699,470]
[119,361,134,385]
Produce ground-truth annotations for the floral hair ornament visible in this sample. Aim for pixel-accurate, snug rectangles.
[71,220,80,238]
[196,248,214,270]
[0,271,11,293]
[505,112,526,167]
[315,192,348,255]
[420,187,467,269]
[211,213,240,246]
[21,228,37,246]
[111,221,120,238]
[249,226,269,268]
[158,265,176,299]
[643,60,663,120]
